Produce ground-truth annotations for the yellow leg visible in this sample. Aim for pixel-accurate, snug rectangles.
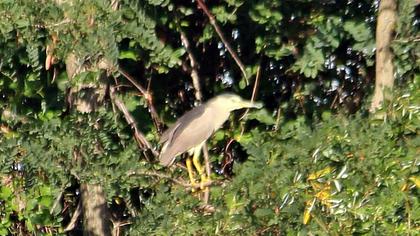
[186,157,197,192]
[192,146,203,174]
[192,145,210,190]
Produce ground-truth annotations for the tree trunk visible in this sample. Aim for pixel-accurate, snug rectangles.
[65,53,113,235]
[80,184,112,236]
[370,0,397,112]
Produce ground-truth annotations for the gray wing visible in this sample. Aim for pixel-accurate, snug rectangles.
[159,105,206,144]
[159,105,214,166]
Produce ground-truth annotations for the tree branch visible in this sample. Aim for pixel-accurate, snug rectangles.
[179,29,203,102]
[240,57,262,120]
[110,86,158,159]
[118,68,163,132]
[117,68,148,95]
[63,200,82,232]
[128,171,219,190]
[196,0,248,85]
[370,0,397,112]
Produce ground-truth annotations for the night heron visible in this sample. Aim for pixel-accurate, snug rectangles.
[159,93,263,189]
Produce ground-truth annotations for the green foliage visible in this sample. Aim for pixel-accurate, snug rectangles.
[127,89,419,234]
[0,0,418,234]
[0,183,61,235]
[293,15,376,78]
[292,40,326,78]
[0,0,186,128]
[119,1,184,72]
[2,109,154,191]
[249,2,282,26]
[343,20,375,59]
[392,0,419,79]
[0,108,157,233]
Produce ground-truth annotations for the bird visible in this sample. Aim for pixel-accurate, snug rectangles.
[159,93,263,189]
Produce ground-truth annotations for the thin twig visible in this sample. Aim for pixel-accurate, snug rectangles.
[238,58,262,137]
[63,200,82,232]
[202,143,211,204]
[222,139,235,174]
[250,59,262,102]
[118,68,148,95]
[50,191,63,215]
[145,77,164,133]
[330,93,338,109]
[112,221,132,236]
[240,58,262,120]
[196,0,248,85]
[179,29,202,102]
[110,86,158,159]
[118,68,163,131]
[274,102,282,131]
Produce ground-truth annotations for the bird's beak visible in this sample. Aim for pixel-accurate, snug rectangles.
[241,100,263,109]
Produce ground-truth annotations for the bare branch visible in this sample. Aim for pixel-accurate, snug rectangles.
[117,68,163,132]
[196,0,248,85]
[250,58,262,102]
[110,86,158,159]
[179,29,203,102]
[240,58,262,120]
[117,68,148,95]
[202,143,211,204]
[63,200,82,232]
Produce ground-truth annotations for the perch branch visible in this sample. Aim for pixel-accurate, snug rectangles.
[128,171,219,190]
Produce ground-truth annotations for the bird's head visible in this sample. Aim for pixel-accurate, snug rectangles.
[209,93,263,111]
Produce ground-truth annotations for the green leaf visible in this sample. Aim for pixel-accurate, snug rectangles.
[239,79,246,89]
[118,50,138,60]
[246,109,275,125]
[254,208,274,218]
[213,130,225,141]
[343,21,371,42]
[0,186,13,199]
